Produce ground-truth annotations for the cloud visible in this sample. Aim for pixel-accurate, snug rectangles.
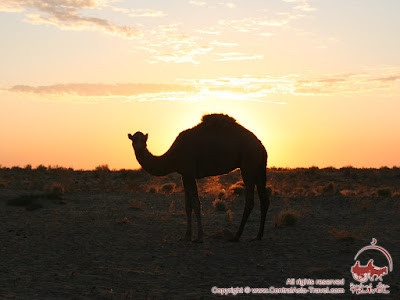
[195,28,221,35]
[210,40,239,47]
[293,70,400,95]
[214,52,264,61]
[137,23,214,64]
[218,2,236,9]
[370,75,400,82]
[5,68,399,103]
[5,83,198,97]
[0,0,163,38]
[189,0,207,6]
[128,9,166,18]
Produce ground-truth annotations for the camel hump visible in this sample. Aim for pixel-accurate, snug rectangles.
[201,113,237,125]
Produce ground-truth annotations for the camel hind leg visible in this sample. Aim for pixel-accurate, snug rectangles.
[231,173,255,242]
[255,170,270,240]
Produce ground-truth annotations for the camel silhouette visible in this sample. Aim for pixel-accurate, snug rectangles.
[128,113,269,242]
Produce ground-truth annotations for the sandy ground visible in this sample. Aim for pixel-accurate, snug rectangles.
[0,167,399,299]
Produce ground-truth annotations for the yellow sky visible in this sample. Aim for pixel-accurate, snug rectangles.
[1,0,400,170]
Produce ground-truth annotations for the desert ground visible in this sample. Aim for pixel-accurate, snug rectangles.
[0,165,399,299]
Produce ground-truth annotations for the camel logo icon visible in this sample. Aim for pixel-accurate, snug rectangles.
[351,260,388,282]
[349,238,393,294]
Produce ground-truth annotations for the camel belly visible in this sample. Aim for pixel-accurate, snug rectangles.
[194,149,241,178]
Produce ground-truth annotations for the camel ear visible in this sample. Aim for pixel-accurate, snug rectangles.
[145,133,148,141]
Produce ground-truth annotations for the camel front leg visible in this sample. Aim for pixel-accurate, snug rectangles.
[182,176,203,243]
[181,189,192,241]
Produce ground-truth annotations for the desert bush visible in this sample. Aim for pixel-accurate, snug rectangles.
[7,194,39,206]
[128,199,146,211]
[94,164,110,176]
[225,209,233,223]
[212,199,227,212]
[217,190,227,200]
[329,228,358,242]
[229,181,245,196]
[323,182,336,194]
[315,182,336,195]
[305,166,319,176]
[274,210,300,227]
[340,190,356,197]
[160,183,175,193]
[7,194,45,211]
[45,182,65,199]
[36,165,47,172]
[148,186,157,193]
[377,188,392,198]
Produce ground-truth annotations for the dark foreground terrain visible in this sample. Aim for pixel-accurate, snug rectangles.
[0,166,399,299]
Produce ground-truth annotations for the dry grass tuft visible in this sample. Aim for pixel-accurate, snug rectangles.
[45,182,65,199]
[209,228,234,240]
[328,228,358,242]
[148,186,157,193]
[229,181,245,196]
[340,189,356,197]
[128,199,146,211]
[212,199,227,212]
[377,188,392,198]
[320,181,337,195]
[160,183,175,193]
[224,209,233,224]
[274,210,300,227]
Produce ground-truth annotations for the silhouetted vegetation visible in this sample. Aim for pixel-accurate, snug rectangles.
[1,166,399,199]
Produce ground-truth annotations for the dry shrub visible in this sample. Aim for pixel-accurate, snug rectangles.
[229,181,245,196]
[225,209,233,224]
[340,189,356,197]
[148,186,157,193]
[377,188,392,198]
[209,228,234,240]
[94,164,110,189]
[217,190,227,200]
[128,199,146,211]
[329,228,358,242]
[7,194,39,207]
[168,199,183,214]
[292,187,305,196]
[213,199,227,212]
[160,183,175,193]
[306,189,317,197]
[116,217,131,225]
[95,164,110,173]
[200,177,225,199]
[315,182,336,196]
[7,194,44,211]
[350,197,372,211]
[274,210,300,227]
[45,182,65,199]
[322,182,336,194]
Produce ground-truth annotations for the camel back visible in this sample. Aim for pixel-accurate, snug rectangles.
[201,113,236,125]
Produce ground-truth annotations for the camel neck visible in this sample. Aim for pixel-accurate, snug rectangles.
[134,147,175,176]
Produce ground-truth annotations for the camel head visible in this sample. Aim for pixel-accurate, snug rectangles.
[128,132,148,150]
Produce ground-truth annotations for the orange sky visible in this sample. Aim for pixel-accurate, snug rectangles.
[1,0,400,170]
